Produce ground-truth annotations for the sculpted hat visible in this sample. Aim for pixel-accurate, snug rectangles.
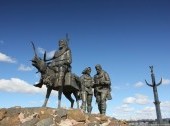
[82,67,91,74]
[59,39,67,45]
[95,64,102,69]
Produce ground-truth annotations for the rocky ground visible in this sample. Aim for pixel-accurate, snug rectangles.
[0,107,128,126]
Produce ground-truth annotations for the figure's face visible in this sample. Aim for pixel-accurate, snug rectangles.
[87,68,91,75]
[95,66,101,74]
[59,40,66,49]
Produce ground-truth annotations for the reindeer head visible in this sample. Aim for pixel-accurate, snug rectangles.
[31,42,47,73]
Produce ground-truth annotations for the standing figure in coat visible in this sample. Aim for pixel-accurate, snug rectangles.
[94,64,112,115]
[80,67,93,113]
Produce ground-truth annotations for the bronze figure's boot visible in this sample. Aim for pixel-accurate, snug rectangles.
[98,104,102,114]
[34,79,43,88]
[101,102,106,115]
[34,82,43,88]
[87,106,92,114]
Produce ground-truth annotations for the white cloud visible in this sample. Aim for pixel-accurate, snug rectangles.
[37,47,45,54]
[0,52,16,63]
[138,106,155,113]
[115,96,170,120]
[136,103,170,120]
[47,50,55,58]
[134,106,156,120]
[123,97,136,104]
[37,47,55,59]
[123,94,150,105]
[135,94,150,104]
[161,101,170,117]
[18,64,33,71]
[134,81,144,88]
[115,100,170,120]
[161,101,170,108]
[0,78,58,96]
[116,104,134,112]
[0,78,45,93]
[114,105,156,120]
[162,78,170,85]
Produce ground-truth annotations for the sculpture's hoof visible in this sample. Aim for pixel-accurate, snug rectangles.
[34,83,42,88]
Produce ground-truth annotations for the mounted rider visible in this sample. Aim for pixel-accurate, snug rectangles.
[34,38,72,88]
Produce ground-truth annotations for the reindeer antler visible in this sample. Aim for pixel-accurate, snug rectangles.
[43,51,46,61]
[31,41,37,57]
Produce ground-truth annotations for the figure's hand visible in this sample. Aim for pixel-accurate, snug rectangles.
[102,81,110,85]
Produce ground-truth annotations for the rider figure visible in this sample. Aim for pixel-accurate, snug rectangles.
[34,39,72,88]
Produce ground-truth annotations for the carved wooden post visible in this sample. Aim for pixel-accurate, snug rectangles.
[145,66,162,124]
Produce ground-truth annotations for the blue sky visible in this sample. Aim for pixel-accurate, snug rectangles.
[0,0,170,120]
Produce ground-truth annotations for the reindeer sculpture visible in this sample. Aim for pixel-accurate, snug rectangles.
[31,42,81,108]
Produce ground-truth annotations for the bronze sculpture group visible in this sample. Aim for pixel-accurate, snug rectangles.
[31,35,164,125]
[31,35,112,115]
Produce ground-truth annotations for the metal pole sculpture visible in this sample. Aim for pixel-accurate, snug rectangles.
[145,66,162,124]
